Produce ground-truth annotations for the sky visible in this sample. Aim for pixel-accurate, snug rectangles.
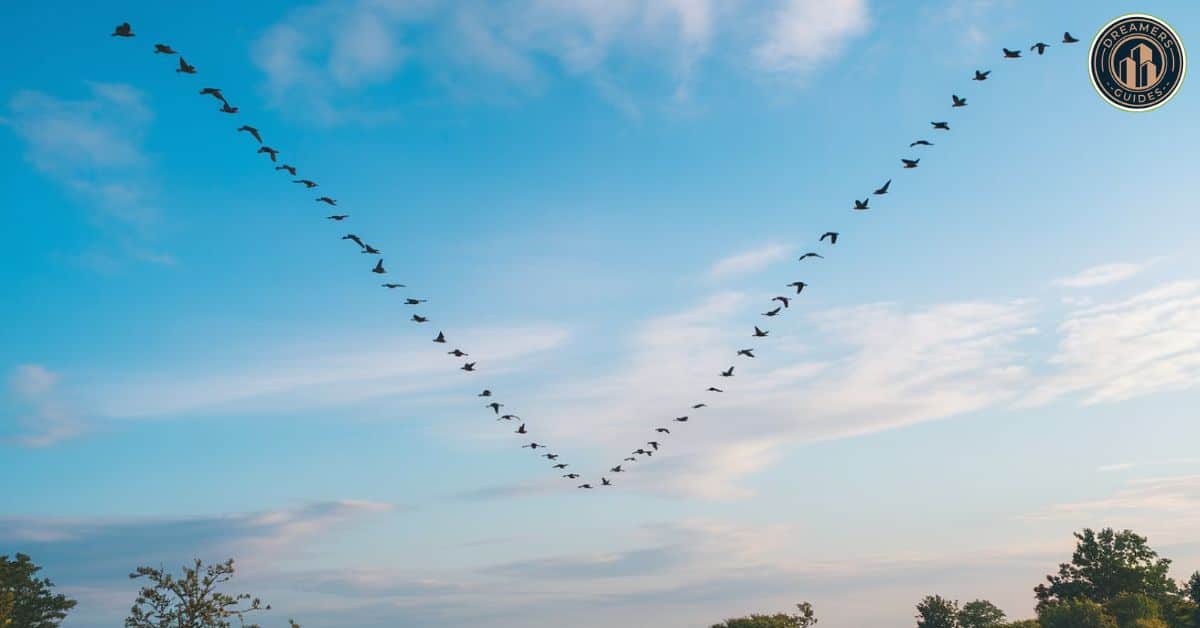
[2,0,1200,626]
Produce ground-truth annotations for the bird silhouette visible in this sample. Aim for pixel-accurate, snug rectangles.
[1031,42,1049,55]
[1063,32,1079,44]
[902,158,920,168]
[624,457,637,462]
[820,231,839,244]
[752,326,769,338]
[448,349,468,357]
[236,125,262,143]
[294,179,318,188]
[647,441,660,451]
[112,22,134,37]
[405,298,427,305]
[553,463,568,469]
[326,215,349,221]
[787,281,808,294]
[499,414,520,421]
[275,164,297,176]
[656,427,671,433]
[721,366,735,377]
[199,87,227,103]
[411,315,428,323]
[798,252,824,262]
[176,57,196,74]
[362,244,381,255]
[952,94,967,107]
[1003,48,1022,58]
[910,140,934,147]
[487,402,504,414]
[973,70,991,81]
[853,198,869,210]
[762,306,781,317]
[342,234,365,249]
[516,423,527,434]
[707,387,723,393]
[674,416,689,422]
[601,478,612,486]
[461,362,477,372]
[931,121,950,130]
[154,43,176,54]
[371,259,386,274]
[257,146,279,162]
[737,348,756,358]
[219,103,239,114]
[383,283,406,289]
[478,389,491,397]
[772,296,791,308]
[578,484,593,489]
[522,442,545,449]
[564,473,580,479]
[633,448,650,456]
[433,331,447,342]
[691,403,707,409]
[316,196,336,205]
[611,465,624,473]
[873,179,891,195]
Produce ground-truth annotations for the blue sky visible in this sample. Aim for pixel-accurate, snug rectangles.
[3,0,1200,626]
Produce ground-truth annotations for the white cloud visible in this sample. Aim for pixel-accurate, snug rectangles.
[5,364,83,447]
[1030,475,1200,543]
[1053,261,1152,288]
[708,242,792,279]
[754,0,870,74]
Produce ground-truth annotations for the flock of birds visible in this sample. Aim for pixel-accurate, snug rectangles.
[111,20,1079,491]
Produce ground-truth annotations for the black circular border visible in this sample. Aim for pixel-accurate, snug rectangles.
[1089,13,1187,112]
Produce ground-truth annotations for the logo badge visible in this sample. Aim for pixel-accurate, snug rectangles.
[1089,14,1186,111]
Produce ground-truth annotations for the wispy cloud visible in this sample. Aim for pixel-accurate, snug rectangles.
[4,364,83,447]
[708,242,792,280]
[1053,261,1153,288]
[754,0,870,74]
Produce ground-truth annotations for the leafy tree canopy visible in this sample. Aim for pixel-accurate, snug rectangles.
[711,602,818,628]
[959,599,1008,628]
[1038,598,1118,628]
[0,553,76,628]
[125,558,270,628]
[1035,529,1176,608]
[918,595,961,628]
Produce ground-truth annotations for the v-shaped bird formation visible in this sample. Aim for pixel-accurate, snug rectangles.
[111,20,1080,491]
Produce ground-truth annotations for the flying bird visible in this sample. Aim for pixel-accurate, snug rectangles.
[461,362,477,372]
[624,457,637,462]
[720,366,734,377]
[798,252,823,262]
[326,215,349,221]
[762,306,781,317]
[691,404,707,409]
[316,196,336,206]
[486,402,504,414]
[515,423,527,434]
[371,259,386,274]
[553,463,568,469]
[902,158,920,168]
[405,298,427,305]
[219,103,239,114]
[433,331,447,342]
[656,428,671,433]
[112,22,134,37]
[873,179,891,195]
[752,326,769,338]
[500,414,520,421]
[383,283,406,289]
[154,43,176,54]
[931,121,950,130]
[772,296,791,308]
[522,442,545,449]
[564,473,581,479]
[275,164,297,176]
[611,465,624,473]
[1031,42,1049,55]
[1003,48,1022,58]
[910,140,933,147]
[448,349,468,357]
[601,478,612,486]
[737,348,755,358]
[342,234,365,249]
[257,146,279,162]
[199,87,227,103]
[578,484,593,489]
[952,94,967,107]
[647,441,660,451]
[411,315,428,323]
[820,231,839,244]
[674,416,689,422]
[478,390,491,397]
[1063,32,1079,44]
[633,449,650,456]
[236,125,261,143]
[362,244,381,255]
[973,70,991,81]
[787,281,808,294]
[176,57,196,74]
[294,179,318,188]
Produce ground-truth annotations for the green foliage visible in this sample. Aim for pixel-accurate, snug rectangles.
[0,553,76,628]
[959,599,1007,628]
[1106,592,1161,628]
[1039,599,1118,628]
[1035,529,1176,608]
[125,558,271,628]
[710,602,818,628]
[918,595,961,628]
[1187,573,1200,606]
[1003,621,1042,628]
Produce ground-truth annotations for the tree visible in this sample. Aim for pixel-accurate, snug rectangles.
[711,602,818,628]
[918,595,961,628]
[1039,599,1118,628]
[959,600,1007,628]
[1187,573,1200,606]
[0,553,76,628]
[1002,621,1042,628]
[1106,592,1161,628]
[125,558,270,628]
[0,590,14,628]
[1035,529,1176,608]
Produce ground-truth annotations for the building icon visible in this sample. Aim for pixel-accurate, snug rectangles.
[1117,42,1159,89]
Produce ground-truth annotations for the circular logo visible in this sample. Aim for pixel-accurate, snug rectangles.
[1089,14,1186,111]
